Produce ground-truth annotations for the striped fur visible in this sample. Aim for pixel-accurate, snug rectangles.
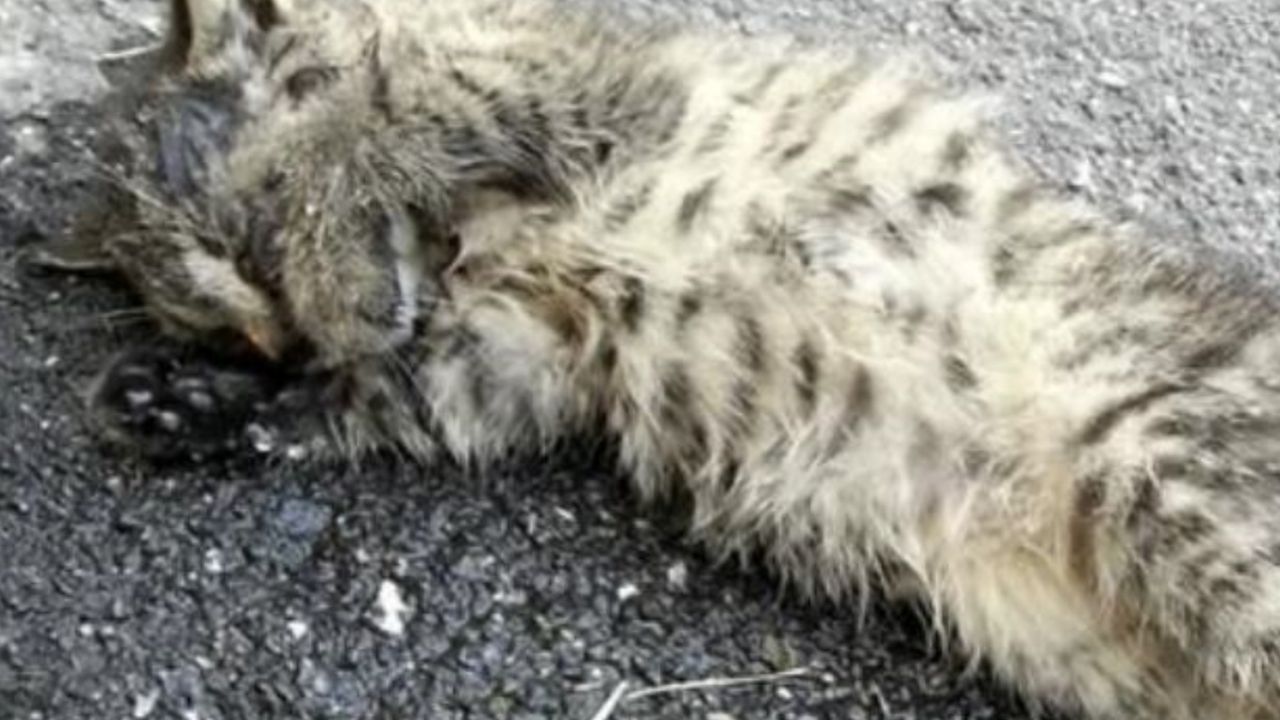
[60,1,1280,717]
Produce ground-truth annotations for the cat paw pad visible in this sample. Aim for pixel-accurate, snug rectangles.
[90,347,276,459]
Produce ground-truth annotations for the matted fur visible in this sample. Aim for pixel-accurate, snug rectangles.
[48,0,1280,717]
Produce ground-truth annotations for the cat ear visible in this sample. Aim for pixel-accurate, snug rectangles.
[27,186,141,273]
[165,0,226,67]
[239,0,286,34]
[25,232,118,274]
[165,0,287,68]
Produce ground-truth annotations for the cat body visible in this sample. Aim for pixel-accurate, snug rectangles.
[44,0,1280,717]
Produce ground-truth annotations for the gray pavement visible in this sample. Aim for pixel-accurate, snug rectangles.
[2,1,1278,718]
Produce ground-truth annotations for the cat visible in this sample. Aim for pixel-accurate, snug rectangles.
[35,0,1280,717]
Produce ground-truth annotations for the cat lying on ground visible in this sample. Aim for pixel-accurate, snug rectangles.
[36,0,1280,716]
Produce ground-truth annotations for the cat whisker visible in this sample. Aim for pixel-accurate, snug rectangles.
[386,351,433,420]
[59,307,156,333]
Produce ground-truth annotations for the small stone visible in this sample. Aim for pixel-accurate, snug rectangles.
[132,689,160,719]
[184,390,215,412]
[156,410,182,432]
[1098,71,1128,89]
[12,120,49,157]
[273,499,331,538]
[944,0,983,34]
[616,582,640,602]
[287,619,309,640]
[371,580,412,637]
[124,389,154,408]
[1069,161,1095,193]
[246,423,275,453]
[666,562,688,591]
[298,657,332,695]
[203,548,225,574]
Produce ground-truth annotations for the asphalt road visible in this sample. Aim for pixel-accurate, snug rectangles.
[2,1,1278,719]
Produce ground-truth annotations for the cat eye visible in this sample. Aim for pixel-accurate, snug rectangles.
[283,65,340,102]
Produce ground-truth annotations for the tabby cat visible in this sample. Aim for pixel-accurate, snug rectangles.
[36,0,1280,717]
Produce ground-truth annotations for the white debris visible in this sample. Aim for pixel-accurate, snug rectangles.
[1097,70,1129,89]
[1070,161,1095,193]
[371,580,412,637]
[132,689,160,719]
[203,548,225,574]
[666,562,689,591]
[287,619,310,640]
[246,423,275,454]
[616,582,641,602]
[494,589,529,606]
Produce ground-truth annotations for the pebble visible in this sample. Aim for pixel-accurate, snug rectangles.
[155,410,182,433]
[246,423,275,454]
[616,582,641,602]
[1097,70,1129,89]
[203,548,225,574]
[132,689,160,719]
[666,562,689,591]
[272,498,332,538]
[124,389,154,408]
[371,580,412,637]
[11,119,49,157]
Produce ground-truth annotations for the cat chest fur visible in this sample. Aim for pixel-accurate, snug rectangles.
[413,46,1056,596]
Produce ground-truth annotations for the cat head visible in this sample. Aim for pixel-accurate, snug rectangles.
[39,0,458,365]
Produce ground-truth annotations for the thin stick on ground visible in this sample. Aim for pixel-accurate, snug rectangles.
[587,681,630,720]
[97,43,164,63]
[588,667,816,719]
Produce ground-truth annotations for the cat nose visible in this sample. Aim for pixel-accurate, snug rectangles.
[242,319,286,361]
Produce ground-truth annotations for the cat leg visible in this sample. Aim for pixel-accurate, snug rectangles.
[931,535,1185,720]
[1067,381,1280,716]
[89,342,284,459]
[87,342,416,462]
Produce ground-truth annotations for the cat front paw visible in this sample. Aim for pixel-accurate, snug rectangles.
[89,345,282,459]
